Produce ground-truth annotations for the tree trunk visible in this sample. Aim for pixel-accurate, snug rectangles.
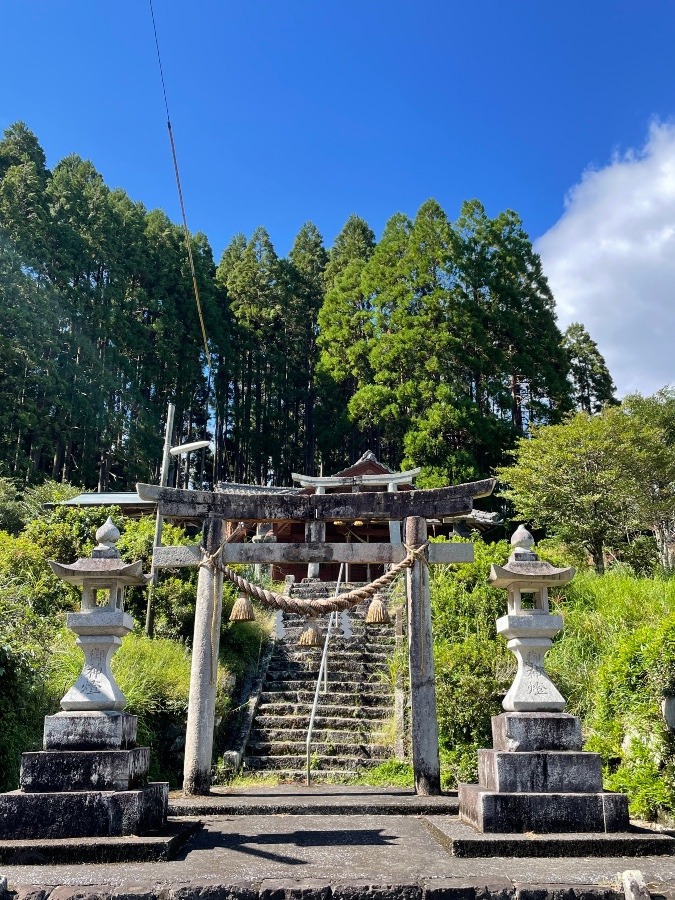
[591,539,605,575]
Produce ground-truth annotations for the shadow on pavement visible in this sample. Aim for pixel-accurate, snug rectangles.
[174,827,399,866]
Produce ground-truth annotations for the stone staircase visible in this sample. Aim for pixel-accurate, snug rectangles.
[243,580,399,781]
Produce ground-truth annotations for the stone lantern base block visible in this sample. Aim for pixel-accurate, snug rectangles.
[461,711,630,834]
[0,782,168,840]
[20,747,150,792]
[459,783,629,833]
[492,712,582,752]
[44,711,138,751]
[478,749,604,793]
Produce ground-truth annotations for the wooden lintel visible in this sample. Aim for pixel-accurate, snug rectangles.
[153,544,202,568]
[312,479,495,521]
[137,483,311,521]
[221,542,474,565]
[136,477,495,523]
[153,541,474,568]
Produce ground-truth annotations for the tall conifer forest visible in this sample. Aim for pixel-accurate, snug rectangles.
[0,123,616,490]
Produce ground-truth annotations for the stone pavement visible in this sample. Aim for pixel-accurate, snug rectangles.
[3,789,675,900]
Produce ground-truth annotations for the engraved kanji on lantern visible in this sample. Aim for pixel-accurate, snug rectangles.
[489,525,574,712]
[49,517,150,711]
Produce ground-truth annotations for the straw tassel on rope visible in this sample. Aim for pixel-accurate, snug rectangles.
[229,592,255,622]
[298,616,322,647]
[365,592,390,624]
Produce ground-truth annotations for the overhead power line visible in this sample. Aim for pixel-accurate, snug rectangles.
[148,0,212,372]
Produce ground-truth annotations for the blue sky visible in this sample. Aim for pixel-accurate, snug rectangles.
[2,1,675,395]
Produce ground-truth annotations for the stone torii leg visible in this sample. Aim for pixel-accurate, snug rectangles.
[183,516,225,795]
[405,515,441,795]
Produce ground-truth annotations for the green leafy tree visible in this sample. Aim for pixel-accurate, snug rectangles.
[620,390,675,570]
[498,409,641,573]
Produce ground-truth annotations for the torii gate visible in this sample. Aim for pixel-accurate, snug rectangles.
[138,477,494,796]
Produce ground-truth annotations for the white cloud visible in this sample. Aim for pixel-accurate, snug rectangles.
[536,123,675,398]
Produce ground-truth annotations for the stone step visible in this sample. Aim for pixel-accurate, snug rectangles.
[247,741,391,758]
[243,754,384,771]
[276,636,397,649]
[235,768,365,782]
[260,691,394,711]
[266,665,389,679]
[250,727,380,743]
[265,668,387,693]
[272,648,392,661]
[254,714,387,730]
[269,657,392,670]
[256,703,392,718]
[259,688,391,704]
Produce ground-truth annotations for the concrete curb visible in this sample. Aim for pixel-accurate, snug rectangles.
[5,878,632,900]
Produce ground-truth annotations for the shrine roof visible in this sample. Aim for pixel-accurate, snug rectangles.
[292,450,419,492]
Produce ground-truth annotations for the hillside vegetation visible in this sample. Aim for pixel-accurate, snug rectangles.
[424,539,675,819]
[0,493,268,790]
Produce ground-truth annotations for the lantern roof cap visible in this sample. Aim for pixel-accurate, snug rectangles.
[488,525,575,588]
[48,516,150,586]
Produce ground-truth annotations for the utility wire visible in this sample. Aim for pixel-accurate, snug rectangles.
[149,0,212,372]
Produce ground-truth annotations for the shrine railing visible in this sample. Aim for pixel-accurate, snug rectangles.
[306,565,345,786]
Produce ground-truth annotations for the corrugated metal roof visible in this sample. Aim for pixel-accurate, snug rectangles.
[61,492,154,506]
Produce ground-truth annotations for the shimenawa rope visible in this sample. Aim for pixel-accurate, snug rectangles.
[199,540,429,615]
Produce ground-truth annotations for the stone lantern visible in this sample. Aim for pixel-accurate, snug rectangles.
[458,526,630,834]
[489,523,573,712]
[0,518,168,841]
[49,517,148,712]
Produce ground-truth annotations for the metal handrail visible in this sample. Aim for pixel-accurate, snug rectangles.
[306,564,344,786]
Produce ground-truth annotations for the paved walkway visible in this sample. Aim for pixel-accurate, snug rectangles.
[3,789,675,898]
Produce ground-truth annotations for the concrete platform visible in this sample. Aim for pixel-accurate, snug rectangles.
[168,785,460,816]
[3,812,675,899]
[424,815,675,857]
[0,818,200,865]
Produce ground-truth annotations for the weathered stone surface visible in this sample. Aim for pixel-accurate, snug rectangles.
[421,879,476,900]
[0,819,199,865]
[458,784,629,833]
[20,747,149,792]
[0,782,167,839]
[478,750,603,793]
[514,887,621,900]
[424,813,674,857]
[259,879,331,900]
[48,887,110,900]
[473,880,516,900]
[331,882,421,900]
[170,881,259,900]
[12,887,49,900]
[43,712,137,751]
[491,713,582,753]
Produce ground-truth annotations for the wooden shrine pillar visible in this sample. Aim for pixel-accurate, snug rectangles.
[405,515,441,795]
[183,516,225,795]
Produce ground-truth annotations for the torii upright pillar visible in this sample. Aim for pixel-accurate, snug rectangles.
[405,515,441,795]
[183,516,225,795]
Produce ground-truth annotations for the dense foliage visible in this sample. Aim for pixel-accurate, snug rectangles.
[0,495,267,790]
[498,389,675,573]
[0,122,614,490]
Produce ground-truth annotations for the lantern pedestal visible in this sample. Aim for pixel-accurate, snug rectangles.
[458,526,630,835]
[0,519,168,840]
[459,711,629,833]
